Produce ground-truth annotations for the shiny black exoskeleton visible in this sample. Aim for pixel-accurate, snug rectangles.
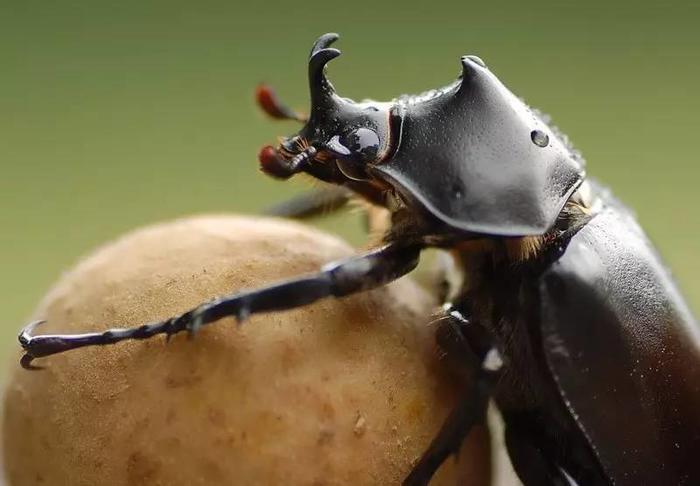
[20,33,700,485]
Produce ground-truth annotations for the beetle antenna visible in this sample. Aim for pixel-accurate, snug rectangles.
[287,146,318,172]
[255,83,307,122]
[259,145,317,179]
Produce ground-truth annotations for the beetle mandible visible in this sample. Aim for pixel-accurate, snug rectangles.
[19,33,700,485]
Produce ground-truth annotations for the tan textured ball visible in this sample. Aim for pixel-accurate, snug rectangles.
[3,215,490,485]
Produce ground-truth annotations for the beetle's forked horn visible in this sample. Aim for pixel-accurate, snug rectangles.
[308,33,341,111]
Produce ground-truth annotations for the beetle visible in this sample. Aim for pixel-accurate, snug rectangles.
[18,33,700,485]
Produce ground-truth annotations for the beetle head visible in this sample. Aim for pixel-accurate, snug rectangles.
[257,33,392,183]
[257,33,586,238]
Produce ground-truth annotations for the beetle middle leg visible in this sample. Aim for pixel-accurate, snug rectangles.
[403,307,501,486]
[19,242,421,369]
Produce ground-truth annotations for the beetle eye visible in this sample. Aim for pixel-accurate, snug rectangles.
[326,135,352,157]
[326,128,380,181]
[326,128,380,162]
[340,128,380,162]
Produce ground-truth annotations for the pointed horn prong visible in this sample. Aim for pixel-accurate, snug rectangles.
[308,47,341,106]
[309,47,341,81]
[310,33,339,59]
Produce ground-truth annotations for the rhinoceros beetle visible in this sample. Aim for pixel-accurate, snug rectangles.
[19,33,700,485]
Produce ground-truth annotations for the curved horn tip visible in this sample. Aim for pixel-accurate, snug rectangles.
[310,47,341,65]
[310,33,340,58]
[308,48,342,91]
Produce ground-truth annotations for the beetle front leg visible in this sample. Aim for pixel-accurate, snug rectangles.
[19,242,421,369]
[403,308,502,486]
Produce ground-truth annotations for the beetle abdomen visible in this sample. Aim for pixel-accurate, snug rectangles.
[539,190,700,485]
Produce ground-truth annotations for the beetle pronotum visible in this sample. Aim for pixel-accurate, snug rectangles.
[19,33,700,485]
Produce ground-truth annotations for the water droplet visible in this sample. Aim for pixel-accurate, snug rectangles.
[465,55,486,67]
[531,129,549,147]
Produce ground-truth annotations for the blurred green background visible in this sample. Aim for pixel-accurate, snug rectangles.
[1,1,698,364]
